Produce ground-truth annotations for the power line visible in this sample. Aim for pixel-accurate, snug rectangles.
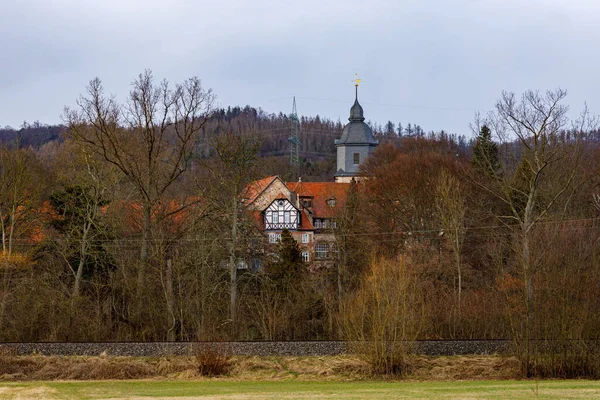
[262,95,482,113]
[8,216,600,244]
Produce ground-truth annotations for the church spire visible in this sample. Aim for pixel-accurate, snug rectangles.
[334,74,378,183]
[349,74,364,122]
[353,73,361,101]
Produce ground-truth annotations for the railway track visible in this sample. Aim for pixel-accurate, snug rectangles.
[0,340,513,357]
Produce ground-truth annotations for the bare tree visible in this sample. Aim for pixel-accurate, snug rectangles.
[475,89,596,373]
[0,144,43,332]
[435,168,466,326]
[0,145,41,256]
[199,132,262,336]
[64,70,214,295]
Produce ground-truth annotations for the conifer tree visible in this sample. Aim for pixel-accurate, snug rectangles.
[472,124,500,177]
[268,229,304,290]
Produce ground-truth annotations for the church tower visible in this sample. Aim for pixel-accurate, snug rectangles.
[334,80,378,183]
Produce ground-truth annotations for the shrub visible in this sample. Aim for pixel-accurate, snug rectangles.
[194,343,232,376]
[518,340,600,379]
[340,256,424,376]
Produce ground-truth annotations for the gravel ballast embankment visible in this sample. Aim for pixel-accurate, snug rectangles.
[0,340,512,357]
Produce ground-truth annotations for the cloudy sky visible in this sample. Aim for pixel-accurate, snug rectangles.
[1,0,599,135]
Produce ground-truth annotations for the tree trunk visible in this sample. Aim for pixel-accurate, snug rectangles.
[0,274,9,336]
[0,204,6,255]
[229,195,239,337]
[8,204,16,256]
[165,259,176,341]
[72,222,91,298]
[455,235,462,323]
[139,204,152,294]
[338,237,347,307]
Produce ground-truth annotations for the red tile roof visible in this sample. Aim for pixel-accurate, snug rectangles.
[250,210,264,230]
[298,209,315,230]
[244,176,278,204]
[286,181,351,218]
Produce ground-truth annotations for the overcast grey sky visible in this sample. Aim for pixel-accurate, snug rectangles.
[1,0,599,135]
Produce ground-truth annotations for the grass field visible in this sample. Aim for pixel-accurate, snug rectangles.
[2,380,600,399]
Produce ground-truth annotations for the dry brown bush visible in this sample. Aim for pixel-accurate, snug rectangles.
[194,343,232,376]
[340,256,425,376]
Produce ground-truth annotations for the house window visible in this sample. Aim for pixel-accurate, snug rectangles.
[314,219,322,229]
[332,220,337,229]
[284,211,290,224]
[332,243,339,255]
[302,233,309,243]
[236,259,248,269]
[269,233,281,243]
[353,153,360,165]
[327,198,336,207]
[273,212,279,224]
[315,242,329,259]
[302,199,312,208]
[302,251,310,262]
[323,219,330,229]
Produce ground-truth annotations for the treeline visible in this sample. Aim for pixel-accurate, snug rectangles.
[2,105,467,183]
[0,122,65,147]
[2,74,600,377]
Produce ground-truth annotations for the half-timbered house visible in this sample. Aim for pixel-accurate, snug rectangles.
[245,86,377,268]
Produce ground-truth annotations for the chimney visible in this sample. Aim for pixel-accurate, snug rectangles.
[290,191,297,207]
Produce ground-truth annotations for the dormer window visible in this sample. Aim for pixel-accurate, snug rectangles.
[353,153,360,165]
[327,197,336,207]
[302,199,312,208]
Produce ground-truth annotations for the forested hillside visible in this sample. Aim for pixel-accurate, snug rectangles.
[1,105,464,182]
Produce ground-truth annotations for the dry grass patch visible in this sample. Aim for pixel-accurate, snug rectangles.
[0,355,196,381]
[0,354,520,382]
[230,356,369,380]
[409,355,521,381]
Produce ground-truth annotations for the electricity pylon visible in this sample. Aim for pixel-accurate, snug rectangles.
[289,97,300,167]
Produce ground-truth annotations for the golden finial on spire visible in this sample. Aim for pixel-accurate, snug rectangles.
[352,73,361,100]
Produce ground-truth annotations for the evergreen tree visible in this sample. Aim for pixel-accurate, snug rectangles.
[472,124,500,177]
[47,185,115,296]
[267,229,305,289]
[385,121,396,135]
[414,125,424,137]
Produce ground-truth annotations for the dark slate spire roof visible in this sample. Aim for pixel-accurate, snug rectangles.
[337,90,378,145]
[349,99,364,121]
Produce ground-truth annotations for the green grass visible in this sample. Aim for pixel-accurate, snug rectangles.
[2,380,600,399]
